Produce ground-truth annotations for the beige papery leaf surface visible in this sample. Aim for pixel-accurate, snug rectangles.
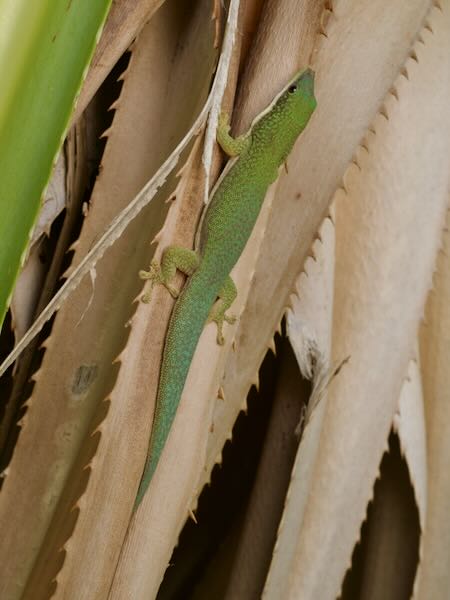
[262,2,450,599]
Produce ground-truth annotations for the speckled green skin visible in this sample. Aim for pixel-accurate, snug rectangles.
[135,69,316,505]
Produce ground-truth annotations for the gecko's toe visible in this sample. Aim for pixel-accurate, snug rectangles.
[139,269,152,280]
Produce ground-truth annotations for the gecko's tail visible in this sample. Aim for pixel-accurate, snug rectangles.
[135,268,218,507]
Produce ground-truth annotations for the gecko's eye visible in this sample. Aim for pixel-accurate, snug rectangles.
[288,84,297,94]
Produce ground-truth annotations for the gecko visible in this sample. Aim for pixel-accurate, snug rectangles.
[136,68,317,506]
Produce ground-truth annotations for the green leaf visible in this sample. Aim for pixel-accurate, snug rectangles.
[0,0,112,332]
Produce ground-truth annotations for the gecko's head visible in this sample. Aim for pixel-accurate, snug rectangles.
[254,68,317,161]
[276,68,317,131]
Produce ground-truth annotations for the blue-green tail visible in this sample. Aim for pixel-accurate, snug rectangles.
[135,268,219,506]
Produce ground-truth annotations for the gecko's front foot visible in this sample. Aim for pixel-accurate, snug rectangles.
[217,112,250,157]
[218,111,231,134]
[139,259,179,303]
[208,275,238,344]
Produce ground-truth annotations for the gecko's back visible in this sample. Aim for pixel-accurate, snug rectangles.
[200,69,316,273]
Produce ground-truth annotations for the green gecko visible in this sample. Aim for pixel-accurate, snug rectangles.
[136,68,317,505]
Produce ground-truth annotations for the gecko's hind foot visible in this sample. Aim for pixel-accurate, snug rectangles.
[208,307,237,346]
[207,275,238,344]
